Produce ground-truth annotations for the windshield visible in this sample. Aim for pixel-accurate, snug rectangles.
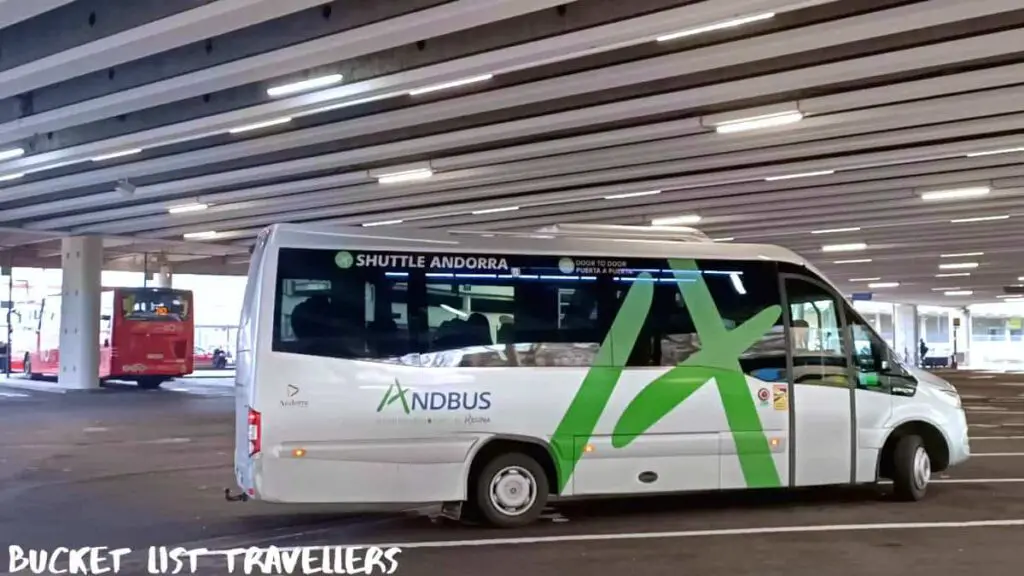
[119,289,191,321]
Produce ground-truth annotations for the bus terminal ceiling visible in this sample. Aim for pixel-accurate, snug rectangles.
[0,0,1022,305]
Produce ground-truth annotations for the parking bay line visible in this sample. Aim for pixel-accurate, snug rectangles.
[269,519,1024,550]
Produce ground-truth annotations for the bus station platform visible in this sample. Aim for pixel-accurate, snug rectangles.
[1,368,1022,576]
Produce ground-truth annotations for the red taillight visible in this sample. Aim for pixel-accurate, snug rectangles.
[247,408,261,456]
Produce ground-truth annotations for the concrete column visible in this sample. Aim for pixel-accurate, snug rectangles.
[58,236,102,389]
[153,264,172,288]
[893,303,919,366]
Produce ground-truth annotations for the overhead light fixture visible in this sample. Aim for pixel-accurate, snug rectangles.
[920,186,990,201]
[362,219,404,227]
[932,287,960,291]
[713,237,735,242]
[376,168,433,184]
[936,272,970,278]
[183,231,218,240]
[850,277,881,282]
[1002,297,1024,303]
[714,111,803,134]
[91,148,142,162]
[267,74,343,97]
[938,262,979,270]
[652,214,702,226]
[472,206,520,215]
[868,282,900,289]
[811,226,861,235]
[0,147,25,162]
[965,146,1024,157]
[1019,276,1024,281]
[656,12,775,42]
[950,214,1010,223]
[0,173,24,182]
[833,258,872,264]
[409,74,494,96]
[604,190,662,200]
[168,203,209,214]
[765,170,835,182]
[945,290,974,296]
[228,117,292,134]
[822,242,867,253]
[940,252,984,258]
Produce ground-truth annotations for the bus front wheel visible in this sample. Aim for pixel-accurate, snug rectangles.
[136,377,166,390]
[891,434,929,501]
[472,452,548,528]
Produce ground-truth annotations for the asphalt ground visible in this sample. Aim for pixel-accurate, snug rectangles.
[0,369,1023,575]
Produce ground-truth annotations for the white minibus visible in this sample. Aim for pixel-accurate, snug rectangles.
[231,223,969,527]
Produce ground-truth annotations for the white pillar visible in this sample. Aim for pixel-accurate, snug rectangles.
[58,236,102,389]
[893,303,919,365]
[153,264,172,288]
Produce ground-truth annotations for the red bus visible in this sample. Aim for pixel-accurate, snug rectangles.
[25,287,195,388]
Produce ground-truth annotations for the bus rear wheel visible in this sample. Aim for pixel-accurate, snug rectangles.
[136,377,167,390]
[472,452,548,528]
[891,434,930,501]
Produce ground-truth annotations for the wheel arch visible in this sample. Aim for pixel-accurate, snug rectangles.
[876,418,951,479]
[464,434,560,499]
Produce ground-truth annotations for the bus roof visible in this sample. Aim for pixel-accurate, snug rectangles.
[262,223,816,269]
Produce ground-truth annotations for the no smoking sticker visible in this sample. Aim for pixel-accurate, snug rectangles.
[756,388,770,406]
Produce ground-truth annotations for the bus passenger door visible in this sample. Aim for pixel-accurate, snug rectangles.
[781,274,854,487]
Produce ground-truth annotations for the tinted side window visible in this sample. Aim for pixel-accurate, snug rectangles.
[271,248,624,367]
[624,260,789,379]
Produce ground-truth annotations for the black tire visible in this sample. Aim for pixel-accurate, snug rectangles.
[891,434,929,501]
[136,377,166,390]
[472,452,548,528]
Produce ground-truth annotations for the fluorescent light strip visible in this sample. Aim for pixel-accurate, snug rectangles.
[920,186,990,201]
[713,237,735,242]
[1001,298,1024,303]
[91,148,142,162]
[849,277,881,282]
[0,147,24,162]
[714,111,803,134]
[604,190,662,200]
[833,259,872,264]
[950,215,1010,223]
[472,206,520,215]
[936,272,970,278]
[966,146,1024,157]
[652,214,701,226]
[822,242,867,253]
[183,231,218,240]
[377,169,433,184]
[409,74,494,96]
[869,282,900,288]
[0,173,24,182]
[932,287,960,291]
[765,170,835,182]
[938,262,979,270]
[362,219,404,227]
[945,290,974,296]
[811,226,861,234]
[940,252,984,258]
[168,203,209,214]
[228,117,292,134]
[267,74,343,97]
[656,12,775,42]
